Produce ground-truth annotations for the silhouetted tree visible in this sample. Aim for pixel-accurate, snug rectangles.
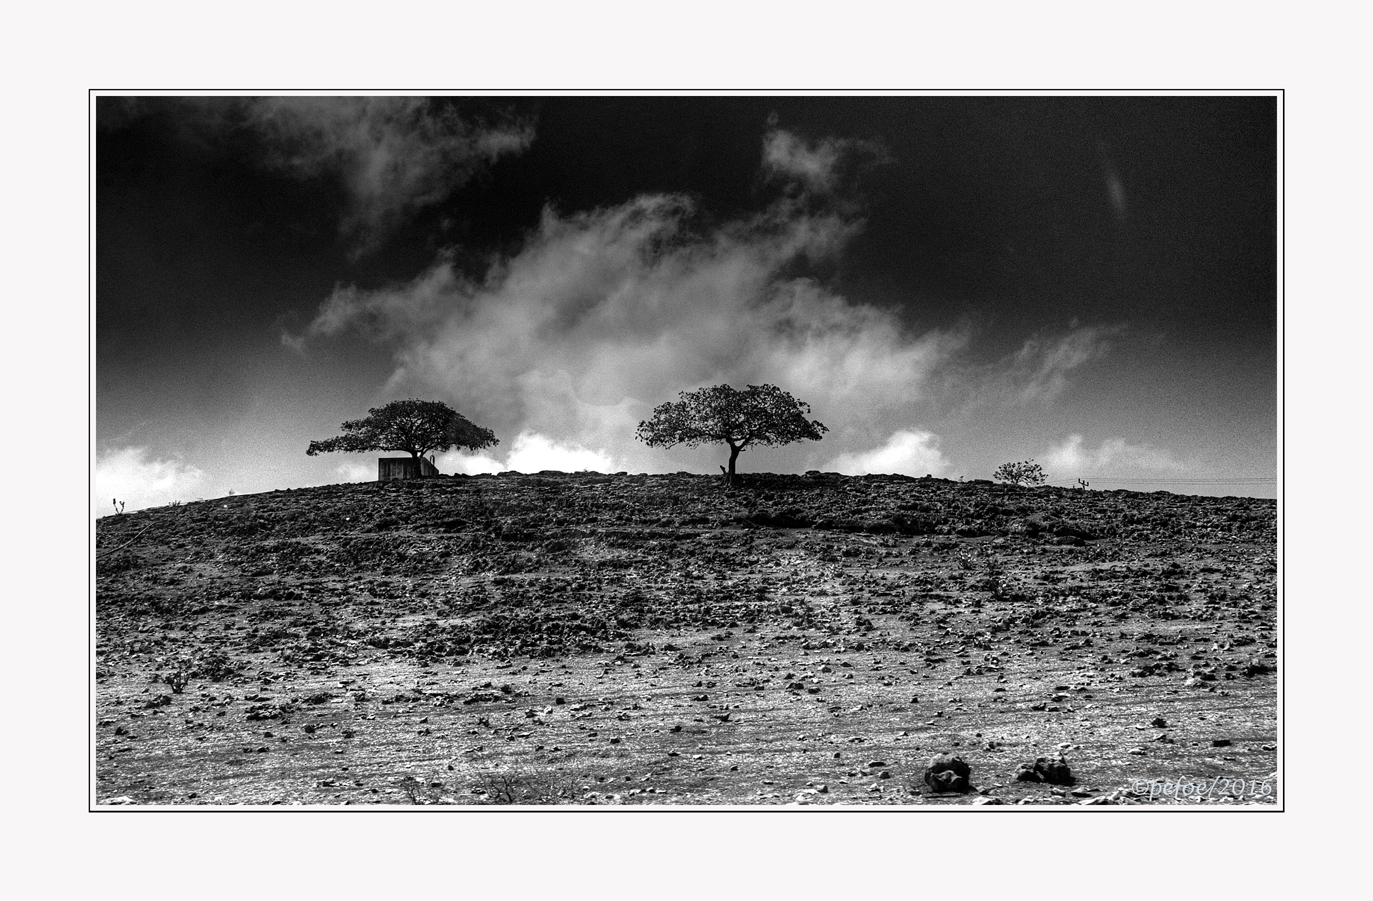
[636,384,828,485]
[993,459,1047,487]
[307,399,498,466]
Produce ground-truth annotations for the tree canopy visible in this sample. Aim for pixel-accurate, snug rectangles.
[307,399,498,462]
[993,459,1047,487]
[636,383,828,482]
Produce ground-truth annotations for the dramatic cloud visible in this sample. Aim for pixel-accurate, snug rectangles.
[1042,434,1185,476]
[243,97,533,253]
[291,126,1118,477]
[296,192,956,472]
[96,446,207,513]
[823,429,951,476]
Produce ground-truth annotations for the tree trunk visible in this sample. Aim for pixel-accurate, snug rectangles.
[726,445,740,487]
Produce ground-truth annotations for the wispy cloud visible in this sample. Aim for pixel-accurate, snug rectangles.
[1042,434,1185,477]
[995,325,1122,405]
[243,97,534,255]
[101,97,535,257]
[96,446,207,513]
[1098,142,1128,224]
[761,116,887,197]
[823,429,951,476]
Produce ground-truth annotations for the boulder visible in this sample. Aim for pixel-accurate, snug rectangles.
[1038,756,1074,786]
[1014,756,1074,786]
[923,753,972,793]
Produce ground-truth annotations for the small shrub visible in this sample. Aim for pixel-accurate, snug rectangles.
[993,460,1046,487]
[473,768,579,805]
[396,776,450,805]
[164,664,191,694]
[956,544,1001,577]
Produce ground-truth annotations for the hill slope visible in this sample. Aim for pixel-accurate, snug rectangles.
[94,472,1278,806]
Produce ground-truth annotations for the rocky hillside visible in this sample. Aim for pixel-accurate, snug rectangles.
[95,472,1278,806]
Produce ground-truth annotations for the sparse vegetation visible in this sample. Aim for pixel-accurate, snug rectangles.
[395,775,448,805]
[993,460,1047,487]
[95,471,1277,807]
[157,655,193,693]
[472,766,580,805]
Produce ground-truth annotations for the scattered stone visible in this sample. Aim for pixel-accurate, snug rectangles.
[1014,755,1073,785]
[95,470,1277,807]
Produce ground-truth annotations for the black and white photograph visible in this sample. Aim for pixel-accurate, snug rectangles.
[92,93,1279,810]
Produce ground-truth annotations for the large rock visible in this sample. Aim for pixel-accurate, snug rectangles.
[1038,757,1074,785]
[923,753,972,793]
[1014,756,1075,785]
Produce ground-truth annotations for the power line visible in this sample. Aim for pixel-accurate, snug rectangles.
[1045,477,1275,484]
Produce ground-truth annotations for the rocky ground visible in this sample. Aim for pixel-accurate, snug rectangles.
[94,471,1278,806]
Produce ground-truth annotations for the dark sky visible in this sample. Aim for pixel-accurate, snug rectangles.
[96,94,1277,508]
